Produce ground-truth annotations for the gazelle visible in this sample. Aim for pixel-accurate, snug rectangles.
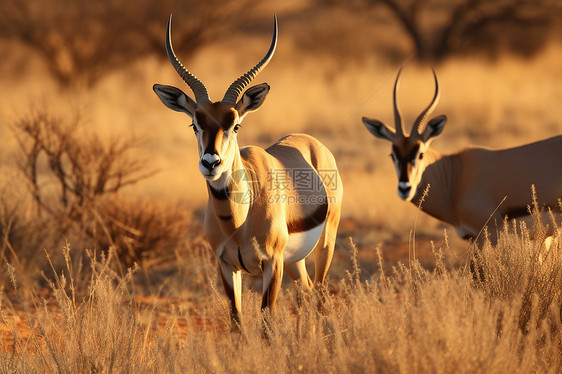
[153,16,342,327]
[362,67,562,243]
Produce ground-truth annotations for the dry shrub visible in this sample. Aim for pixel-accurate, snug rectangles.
[91,195,201,267]
[315,0,562,62]
[11,108,155,214]
[0,176,57,283]
[0,0,255,88]
[5,108,198,269]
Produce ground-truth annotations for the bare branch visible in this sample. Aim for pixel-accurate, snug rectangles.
[0,0,255,88]
[320,0,562,61]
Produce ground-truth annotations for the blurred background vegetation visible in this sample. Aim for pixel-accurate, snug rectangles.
[0,0,561,275]
[0,0,561,88]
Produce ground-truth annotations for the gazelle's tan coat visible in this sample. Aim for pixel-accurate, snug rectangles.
[363,67,562,243]
[153,15,342,326]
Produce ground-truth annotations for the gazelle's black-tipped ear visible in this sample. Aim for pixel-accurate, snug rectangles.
[153,84,197,118]
[420,115,447,143]
[362,117,396,142]
[235,83,270,120]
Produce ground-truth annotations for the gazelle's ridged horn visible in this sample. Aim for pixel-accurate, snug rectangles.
[221,15,278,105]
[166,15,211,103]
[412,69,440,136]
[393,66,405,137]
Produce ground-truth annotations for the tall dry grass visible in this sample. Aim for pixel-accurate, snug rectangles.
[1,210,560,372]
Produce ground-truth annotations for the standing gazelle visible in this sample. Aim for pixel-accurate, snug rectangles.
[153,16,342,327]
[363,67,562,243]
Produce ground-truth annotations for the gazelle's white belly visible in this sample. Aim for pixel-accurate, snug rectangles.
[283,223,324,264]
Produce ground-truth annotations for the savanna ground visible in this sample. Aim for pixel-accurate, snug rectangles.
[0,0,562,372]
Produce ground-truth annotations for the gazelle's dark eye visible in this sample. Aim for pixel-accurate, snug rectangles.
[233,124,241,133]
[418,152,424,160]
[190,123,198,134]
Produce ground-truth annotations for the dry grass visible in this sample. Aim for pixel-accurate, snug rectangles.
[0,108,203,274]
[0,216,560,372]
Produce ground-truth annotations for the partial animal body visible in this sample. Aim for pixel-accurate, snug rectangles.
[406,137,562,240]
[205,134,342,315]
[363,67,562,243]
[153,15,342,327]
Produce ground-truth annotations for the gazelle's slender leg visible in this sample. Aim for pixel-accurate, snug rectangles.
[219,262,242,329]
[261,254,284,339]
[261,254,284,311]
[285,260,313,291]
[285,259,313,334]
[313,211,341,285]
[285,258,313,339]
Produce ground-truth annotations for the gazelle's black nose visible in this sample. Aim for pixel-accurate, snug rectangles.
[201,157,221,170]
[397,181,411,199]
[398,185,410,194]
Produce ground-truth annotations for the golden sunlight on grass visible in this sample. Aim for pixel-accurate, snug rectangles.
[1,222,560,372]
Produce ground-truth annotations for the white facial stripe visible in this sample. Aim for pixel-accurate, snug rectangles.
[398,181,410,189]
[392,152,400,175]
[192,118,204,156]
[196,134,205,156]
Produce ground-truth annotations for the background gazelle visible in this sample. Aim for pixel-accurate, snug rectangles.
[153,15,342,327]
[363,66,562,243]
